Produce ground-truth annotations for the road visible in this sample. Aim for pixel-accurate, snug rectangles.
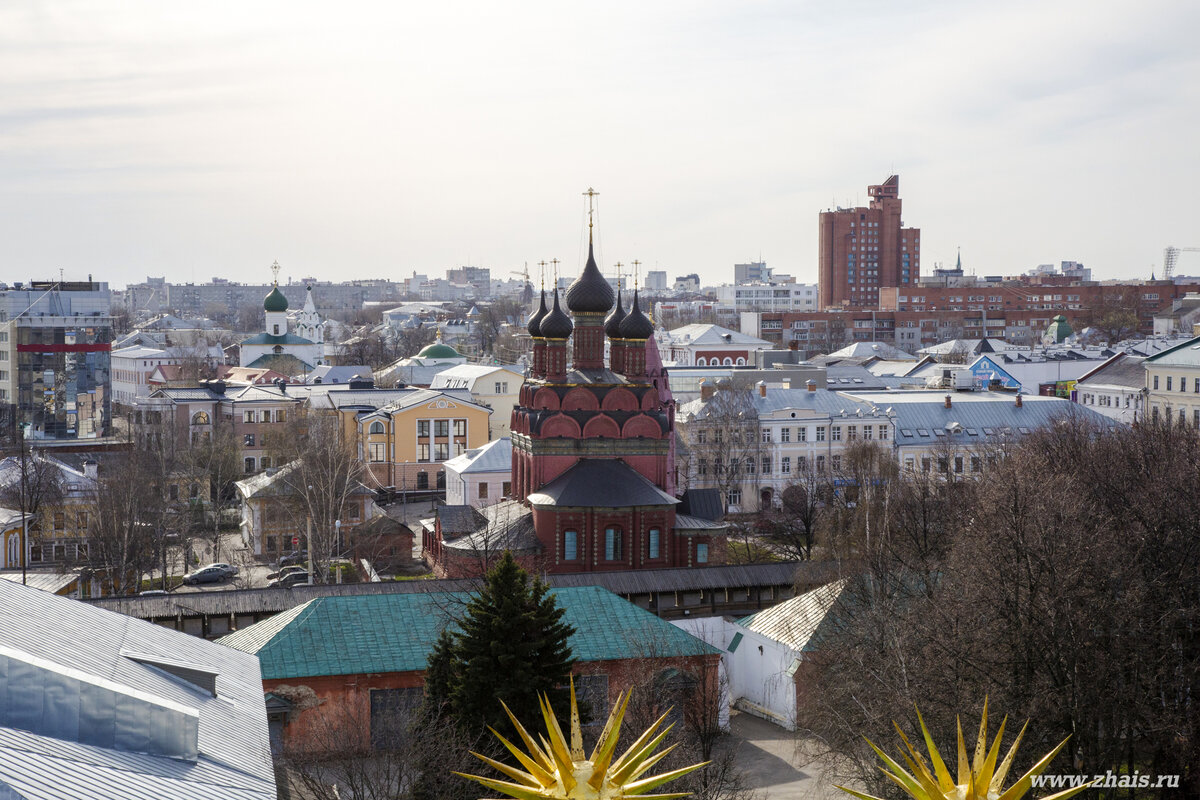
[728,711,844,800]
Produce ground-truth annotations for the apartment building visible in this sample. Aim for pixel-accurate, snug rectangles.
[818,175,920,309]
[1144,335,1200,427]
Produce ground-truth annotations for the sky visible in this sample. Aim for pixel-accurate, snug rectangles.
[2,0,1198,290]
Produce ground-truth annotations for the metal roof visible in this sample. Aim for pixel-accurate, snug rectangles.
[1076,352,1146,389]
[528,460,679,508]
[443,437,513,475]
[0,570,77,594]
[0,580,275,799]
[88,562,813,620]
[219,586,719,680]
[738,578,848,653]
[1143,334,1200,367]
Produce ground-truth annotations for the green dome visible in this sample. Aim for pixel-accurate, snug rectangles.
[418,341,461,360]
[264,285,289,312]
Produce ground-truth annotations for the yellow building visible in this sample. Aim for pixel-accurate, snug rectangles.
[352,388,492,491]
[1144,335,1200,426]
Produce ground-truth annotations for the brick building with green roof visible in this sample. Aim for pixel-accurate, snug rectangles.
[219,585,720,753]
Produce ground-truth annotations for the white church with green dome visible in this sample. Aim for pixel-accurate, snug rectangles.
[238,263,326,373]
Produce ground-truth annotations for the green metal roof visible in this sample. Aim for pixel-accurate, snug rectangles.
[264,285,289,312]
[218,585,719,680]
[240,332,316,346]
[417,341,461,359]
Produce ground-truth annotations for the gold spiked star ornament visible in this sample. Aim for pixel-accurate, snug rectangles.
[457,679,709,800]
[836,699,1097,800]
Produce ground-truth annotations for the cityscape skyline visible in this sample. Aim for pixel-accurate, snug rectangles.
[2,1,1197,290]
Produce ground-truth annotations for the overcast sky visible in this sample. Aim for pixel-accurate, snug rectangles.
[2,0,1198,290]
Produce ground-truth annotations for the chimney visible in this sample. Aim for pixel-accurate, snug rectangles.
[806,379,816,393]
[82,460,98,480]
[699,379,714,401]
[944,395,952,409]
[1015,393,1023,408]
[757,381,766,398]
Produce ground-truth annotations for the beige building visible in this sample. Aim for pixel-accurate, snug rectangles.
[345,388,492,491]
[1144,335,1200,426]
[428,364,523,437]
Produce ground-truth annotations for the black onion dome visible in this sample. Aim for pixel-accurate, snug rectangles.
[527,290,548,337]
[618,289,654,340]
[565,242,615,313]
[604,290,626,338]
[540,290,574,339]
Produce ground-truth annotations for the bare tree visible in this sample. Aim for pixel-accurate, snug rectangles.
[0,432,65,584]
[186,420,241,563]
[269,412,367,581]
[86,456,163,595]
[682,378,762,510]
[756,466,827,560]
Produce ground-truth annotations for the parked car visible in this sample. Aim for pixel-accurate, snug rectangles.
[201,562,239,578]
[277,550,308,568]
[266,565,307,582]
[182,566,227,586]
[268,570,309,589]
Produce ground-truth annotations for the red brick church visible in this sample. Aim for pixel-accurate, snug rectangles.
[427,226,726,577]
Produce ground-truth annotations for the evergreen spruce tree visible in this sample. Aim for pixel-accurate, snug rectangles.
[423,552,576,738]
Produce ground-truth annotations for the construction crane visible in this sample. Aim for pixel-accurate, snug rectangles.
[1163,246,1200,279]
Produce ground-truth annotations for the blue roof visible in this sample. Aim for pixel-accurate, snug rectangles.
[219,585,718,680]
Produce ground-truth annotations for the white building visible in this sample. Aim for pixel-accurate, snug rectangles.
[444,438,513,507]
[1074,353,1146,424]
[111,344,224,406]
[428,364,524,437]
[714,282,817,314]
[662,323,774,367]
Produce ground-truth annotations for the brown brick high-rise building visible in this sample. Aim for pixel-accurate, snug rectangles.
[818,175,920,309]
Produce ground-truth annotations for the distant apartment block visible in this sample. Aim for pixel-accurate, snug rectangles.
[734,261,772,284]
[818,175,920,309]
[0,281,113,440]
[674,274,701,292]
[714,283,817,313]
[644,270,668,291]
[121,277,402,317]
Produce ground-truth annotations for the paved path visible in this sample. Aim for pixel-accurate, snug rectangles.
[728,712,843,800]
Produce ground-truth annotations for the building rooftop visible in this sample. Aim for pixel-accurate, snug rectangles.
[527,459,678,508]
[444,438,512,475]
[218,585,719,680]
[0,579,275,799]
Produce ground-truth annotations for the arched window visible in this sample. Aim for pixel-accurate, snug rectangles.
[273,345,283,355]
[416,472,429,490]
[723,357,733,366]
[369,421,385,435]
[6,535,18,568]
[191,411,209,425]
[696,357,706,366]
[604,527,623,561]
[735,357,745,366]
[563,530,578,560]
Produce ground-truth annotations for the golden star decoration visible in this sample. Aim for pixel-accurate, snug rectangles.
[456,678,709,800]
[836,699,1098,800]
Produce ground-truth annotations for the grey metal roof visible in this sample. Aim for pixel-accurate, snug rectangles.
[443,438,512,475]
[88,562,819,620]
[528,459,679,508]
[445,501,539,553]
[674,514,728,531]
[436,504,485,535]
[1143,334,1200,367]
[0,580,275,799]
[1076,353,1146,389]
[678,488,724,522]
[0,570,77,594]
[844,390,1120,446]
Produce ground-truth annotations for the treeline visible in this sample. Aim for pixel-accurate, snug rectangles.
[800,420,1200,797]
